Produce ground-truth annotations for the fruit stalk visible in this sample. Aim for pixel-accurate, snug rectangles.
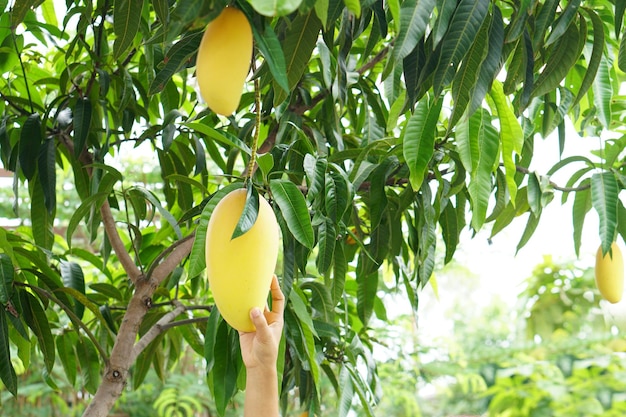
[245,63,262,182]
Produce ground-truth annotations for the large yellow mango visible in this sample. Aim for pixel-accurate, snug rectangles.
[595,242,624,304]
[196,7,252,115]
[205,188,279,332]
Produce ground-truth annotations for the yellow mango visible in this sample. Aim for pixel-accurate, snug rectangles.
[196,7,252,115]
[595,242,624,304]
[205,188,279,332]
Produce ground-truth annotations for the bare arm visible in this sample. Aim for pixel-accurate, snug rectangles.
[239,275,284,417]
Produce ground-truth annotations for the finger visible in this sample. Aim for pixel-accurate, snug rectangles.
[249,307,272,340]
[269,275,285,316]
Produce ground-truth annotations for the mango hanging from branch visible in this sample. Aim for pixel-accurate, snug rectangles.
[205,188,280,332]
[595,242,624,304]
[196,7,252,116]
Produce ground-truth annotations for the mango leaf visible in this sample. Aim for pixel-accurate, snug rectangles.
[343,0,361,17]
[467,6,503,117]
[77,335,100,394]
[186,122,251,155]
[19,113,42,181]
[149,31,203,95]
[31,177,54,250]
[403,97,442,191]
[37,137,56,214]
[489,81,523,204]
[56,331,78,386]
[131,187,183,239]
[270,179,315,249]
[60,261,86,320]
[231,184,259,239]
[188,182,245,278]
[300,280,334,322]
[247,0,303,17]
[211,321,238,415]
[273,11,321,105]
[392,0,435,62]
[438,201,459,264]
[10,0,36,28]
[315,218,336,274]
[531,22,581,98]
[432,0,489,95]
[253,21,289,92]
[72,98,91,157]
[152,0,169,24]
[592,56,612,130]
[591,172,619,255]
[572,179,591,257]
[449,13,489,129]
[324,169,350,222]
[356,268,378,327]
[66,192,109,249]
[113,0,143,60]
[20,291,55,373]
[0,310,17,396]
[545,0,581,47]
[0,253,14,305]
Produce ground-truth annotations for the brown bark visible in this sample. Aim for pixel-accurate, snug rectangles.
[81,237,194,417]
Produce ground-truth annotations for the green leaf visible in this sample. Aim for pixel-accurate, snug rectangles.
[113,0,143,60]
[0,253,14,305]
[572,181,591,257]
[20,291,55,373]
[324,169,350,222]
[252,21,289,93]
[60,262,86,320]
[591,172,619,254]
[10,0,36,28]
[247,0,303,17]
[37,137,56,214]
[77,335,100,394]
[449,14,489,129]
[315,218,336,274]
[392,0,435,62]
[531,21,582,98]
[188,183,245,278]
[403,97,442,191]
[131,187,183,240]
[488,81,523,204]
[149,31,203,95]
[152,0,169,24]
[456,109,499,230]
[432,0,490,95]
[438,201,459,264]
[31,177,54,250]
[72,98,91,157]
[19,113,42,181]
[467,5,503,117]
[211,321,238,415]
[186,122,251,156]
[56,331,78,386]
[273,11,321,105]
[545,0,581,47]
[270,179,315,249]
[343,0,361,17]
[0,310,17,396]
[356,268,378,327]
[592,56,612,130]
[300,280,333,322]
[232,184,259,239]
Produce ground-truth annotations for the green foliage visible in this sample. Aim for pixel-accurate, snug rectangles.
[0,0,626,415]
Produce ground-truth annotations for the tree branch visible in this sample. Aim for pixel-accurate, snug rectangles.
[148,234,195,285]
[100,200,142,283]
[130,300,187,363]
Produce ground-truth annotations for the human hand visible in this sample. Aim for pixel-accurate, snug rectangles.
[239,275,285,371]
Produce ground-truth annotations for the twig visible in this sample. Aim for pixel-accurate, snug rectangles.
[130,300,187,362]
[149,235,195,286]
[100,201,143,283]
[12,32,33,113]
[514,165,591,192]
[145,233,195,284]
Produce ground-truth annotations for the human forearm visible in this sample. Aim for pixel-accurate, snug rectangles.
[244,366,279,417]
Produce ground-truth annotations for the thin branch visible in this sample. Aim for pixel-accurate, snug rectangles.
[12,32,33,113]
[130,300,187,362]
[514,165,591,192]
[145,233,195,284]
[356,45,390,75]
[149,234,195,286]
[101,200,143,283]
[16,282,109,362]
[159,316,208,331]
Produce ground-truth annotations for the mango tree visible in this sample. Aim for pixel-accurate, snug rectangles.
[0,0,625,415]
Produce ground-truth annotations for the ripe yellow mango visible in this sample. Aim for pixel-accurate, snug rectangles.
[205,188,279,332]
[595,242,624,304]
[196,7,252,115]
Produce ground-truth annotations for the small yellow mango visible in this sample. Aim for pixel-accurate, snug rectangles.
[205,188,279,332]
[595,242,624,304]
[196,7,252,115]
